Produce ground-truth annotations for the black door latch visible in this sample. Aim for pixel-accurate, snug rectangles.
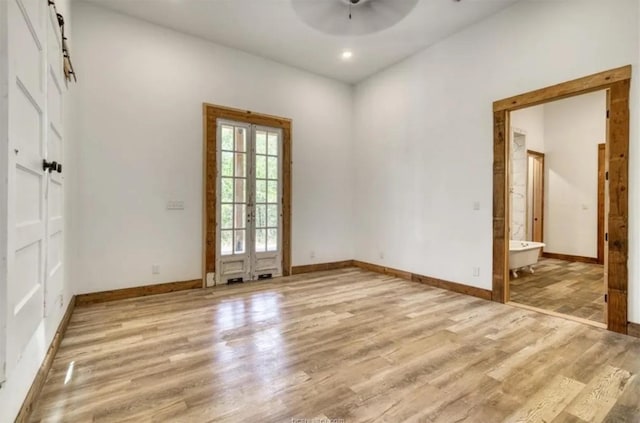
[43,160,63,173]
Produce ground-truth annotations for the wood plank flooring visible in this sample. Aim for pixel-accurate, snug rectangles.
[510,258,605,324]
[30,268,639,422]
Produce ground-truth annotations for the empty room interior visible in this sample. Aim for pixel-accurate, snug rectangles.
[2,0,640,422]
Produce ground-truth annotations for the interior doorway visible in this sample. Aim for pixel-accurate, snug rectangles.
[507,90,607,326]
[492,66,631,334]
[203,104,292,287]
[527,151,544,244]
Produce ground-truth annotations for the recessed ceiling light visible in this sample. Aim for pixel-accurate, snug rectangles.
[342,50,353,60]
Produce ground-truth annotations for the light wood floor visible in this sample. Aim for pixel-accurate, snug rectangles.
[30,268,639,422]
[510,258,605,324]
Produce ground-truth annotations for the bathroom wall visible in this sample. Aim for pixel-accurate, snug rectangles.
[510,105,545,153]
[544,90,607,258]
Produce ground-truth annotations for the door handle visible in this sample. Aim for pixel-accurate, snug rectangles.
[43,160,63,174]
[42,159,57,173]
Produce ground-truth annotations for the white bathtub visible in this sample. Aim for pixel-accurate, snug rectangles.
[509,240,545,278]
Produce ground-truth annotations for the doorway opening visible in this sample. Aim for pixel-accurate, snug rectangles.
[507,91,607,326]
[492,66,631,334]
[203,104,292,286]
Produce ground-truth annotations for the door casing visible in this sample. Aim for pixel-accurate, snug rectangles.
[597,143,605,265]
[203,104,292,286]
[492,65,631,334]
[527,150,544,244]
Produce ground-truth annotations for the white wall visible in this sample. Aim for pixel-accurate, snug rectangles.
[68,3,354,295]
[544,91,607,257]
[353,0,640,322]
[511,105,545,153]
[0,0,73,421]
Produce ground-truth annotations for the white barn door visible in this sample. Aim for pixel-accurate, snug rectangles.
[6,0,48,370]
[45,3,65,317]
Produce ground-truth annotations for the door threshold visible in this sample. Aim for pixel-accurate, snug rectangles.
[507,301,607,329]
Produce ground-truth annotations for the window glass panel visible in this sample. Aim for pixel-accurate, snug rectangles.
[221,152,234,177]
[256,204,267,228]
[256,180,267,203]
[255,229,266,252]
[267,180,278,203]
[221,126,234,150]
[234,153,246,177]
[221,230,233,255]
[267,205,278,227]
[267,133,278,156]
[234,179,246,203]
[234,204,245,229]
[256,155,267,179]
[235,128,246,152]
[221,178,233,203]
[221,204,233,229]
[267,228,278,252]
[256,131,267,155]
[234,230,245,254]
[267,156,278,180]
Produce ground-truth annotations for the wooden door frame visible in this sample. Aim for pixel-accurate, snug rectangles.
[203,103,292,286]
[526,150,545,244]
[492,65,631,334]
[597,143,606,265]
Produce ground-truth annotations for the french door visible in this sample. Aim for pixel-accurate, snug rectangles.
[215,119,283,284]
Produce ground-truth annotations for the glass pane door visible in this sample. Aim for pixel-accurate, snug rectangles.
[217,121,252,283]
[251,127,282,279]
[216,120,283,284]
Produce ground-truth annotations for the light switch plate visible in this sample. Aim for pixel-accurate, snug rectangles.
[167,200,185,210]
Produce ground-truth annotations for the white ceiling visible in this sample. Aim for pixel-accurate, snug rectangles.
[80,0,519,84]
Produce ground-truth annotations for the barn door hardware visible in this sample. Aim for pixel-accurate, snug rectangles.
[47,0,77,82]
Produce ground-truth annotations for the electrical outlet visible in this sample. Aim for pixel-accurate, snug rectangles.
[59,294,64,308]
[379,251,385,260]
[310,251,315,259]
[473,201,481,211]
[473,267,480,277]
[152,264,160,275]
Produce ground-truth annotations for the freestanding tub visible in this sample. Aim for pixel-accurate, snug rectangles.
[509,240,545,278]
